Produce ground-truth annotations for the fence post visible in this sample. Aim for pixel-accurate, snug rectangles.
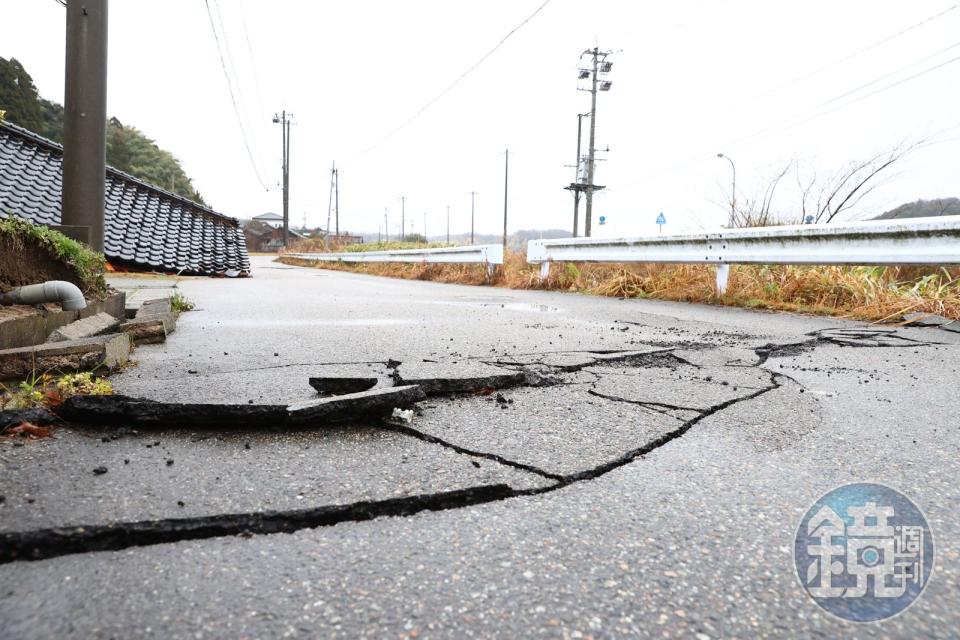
[715,263,730,295]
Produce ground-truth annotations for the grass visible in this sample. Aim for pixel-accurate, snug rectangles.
[281,247,960,323]
[0,215,106,295]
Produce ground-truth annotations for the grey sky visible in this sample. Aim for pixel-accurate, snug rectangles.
[4,0,959,237]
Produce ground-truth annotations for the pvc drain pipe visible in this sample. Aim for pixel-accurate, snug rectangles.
[0,280,87,311]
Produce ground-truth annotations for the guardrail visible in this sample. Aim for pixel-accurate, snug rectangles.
[527,216,960,293]
[285,244,504,275]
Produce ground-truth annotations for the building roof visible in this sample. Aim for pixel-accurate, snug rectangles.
[253,212,284,221]
[0,121,250,276]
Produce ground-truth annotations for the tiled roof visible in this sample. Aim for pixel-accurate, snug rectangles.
[0,121,250,276]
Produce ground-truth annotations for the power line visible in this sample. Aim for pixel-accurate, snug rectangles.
[203,0,269,190]
[612,46,960,192]
[760,2,960,98]
[347,0,554,164]
[237,0,267,122]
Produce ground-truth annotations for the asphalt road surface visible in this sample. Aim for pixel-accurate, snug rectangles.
[1,256,958,638]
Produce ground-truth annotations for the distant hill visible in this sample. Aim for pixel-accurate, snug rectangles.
[874,198,960,220]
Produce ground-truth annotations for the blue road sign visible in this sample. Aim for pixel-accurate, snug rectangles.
[656,212,666,225]
[599,216,606,225]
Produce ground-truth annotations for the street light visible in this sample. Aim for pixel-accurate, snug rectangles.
[717,152,736,228]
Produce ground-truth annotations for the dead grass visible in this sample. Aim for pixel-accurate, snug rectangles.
[279,250,960,323]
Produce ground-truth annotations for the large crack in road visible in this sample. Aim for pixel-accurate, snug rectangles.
[0,327,939,564]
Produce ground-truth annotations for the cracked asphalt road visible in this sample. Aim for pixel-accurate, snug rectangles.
[1,255,958,638]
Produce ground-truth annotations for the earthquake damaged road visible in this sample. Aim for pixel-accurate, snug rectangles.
[1,256,958,638]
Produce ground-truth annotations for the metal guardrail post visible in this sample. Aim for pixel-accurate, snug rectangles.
[715,264,730,295]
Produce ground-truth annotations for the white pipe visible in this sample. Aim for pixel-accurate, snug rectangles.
[0,281,87,311]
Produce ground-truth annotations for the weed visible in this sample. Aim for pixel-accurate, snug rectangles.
[170,292,195,312]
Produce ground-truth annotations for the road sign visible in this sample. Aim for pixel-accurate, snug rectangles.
[656,212,666,225]
[599,215,606,225]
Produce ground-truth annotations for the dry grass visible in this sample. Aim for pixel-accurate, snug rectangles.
[280,249,960,323]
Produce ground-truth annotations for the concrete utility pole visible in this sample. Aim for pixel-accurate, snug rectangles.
[580,47,612,238]
[384,207,389,242]
[325,161,334,248]
[423,212,427,241]
[470,191,476,245]
[400,196,406,240]
[446,205,450,243]
[273,110,292,246]
[572,113,586,237]
[334,165,339,236]
[502,149,509,250]
[61,0,108,252]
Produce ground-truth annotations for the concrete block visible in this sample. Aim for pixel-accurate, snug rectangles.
[135,298,172,318]
[0,291,125,351]
[0,333,130,379]
[47,312,120,343]
[118,317,168,345]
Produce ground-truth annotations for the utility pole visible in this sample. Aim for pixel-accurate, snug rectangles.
[470,191,476,245]
[446,205,450,244]
[334,165,339,236]
[384,207,389,242]
[579,47,613,237]
[325,161,334,248]
[423,212,427,241]
[502,149,509,250]
[273,110,293,246]
[61,0,108,252]
[565,113,589,237]
[400,196,406,240]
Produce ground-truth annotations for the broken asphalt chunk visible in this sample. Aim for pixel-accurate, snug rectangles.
[55,395,288,429]
[308,377,380,396]
[395,361,529,396]
[0,407,60,430]
[288,385,425,425]
[56,385,427,429]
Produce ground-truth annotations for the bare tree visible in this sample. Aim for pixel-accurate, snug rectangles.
[721,161,793,227]
[798,139,925,223]
[719,139,925,227]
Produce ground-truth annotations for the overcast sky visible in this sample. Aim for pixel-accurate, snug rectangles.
[4,0,959,237]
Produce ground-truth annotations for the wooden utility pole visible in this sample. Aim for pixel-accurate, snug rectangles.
[61,0,108,251]
[502,149,509,250]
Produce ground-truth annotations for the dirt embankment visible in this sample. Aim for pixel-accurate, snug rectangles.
[0,233,85,293]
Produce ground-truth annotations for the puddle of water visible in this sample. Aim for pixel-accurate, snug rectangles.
[209,318,424,327]
[426,300,561,313]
